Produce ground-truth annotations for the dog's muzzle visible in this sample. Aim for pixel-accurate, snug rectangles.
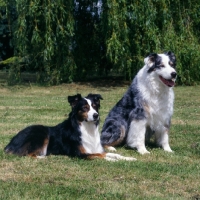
[93,113,99,121]
[159,72,177,87]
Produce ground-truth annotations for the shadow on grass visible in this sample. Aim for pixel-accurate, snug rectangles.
[72,79,131,88]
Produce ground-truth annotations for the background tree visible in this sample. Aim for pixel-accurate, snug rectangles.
[13,0,75,84]
[0,0,16,63]
[3,0,200,85]
[102,0,200,84]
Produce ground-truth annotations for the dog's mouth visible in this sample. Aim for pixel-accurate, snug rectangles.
[159,76,175,87]
[84,118,99,122]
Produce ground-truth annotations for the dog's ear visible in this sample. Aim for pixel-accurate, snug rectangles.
[164,51,175,57]
[86,94,103,101]
[68,94,82,108]
[164,51,176,64]
[86,94,103,109]
[144,53,158,65]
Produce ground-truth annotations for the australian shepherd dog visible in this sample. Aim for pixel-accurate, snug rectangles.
[101,51,177,154]
[4,93,136,161]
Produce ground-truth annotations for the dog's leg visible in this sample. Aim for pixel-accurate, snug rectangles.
[35,137,49,159]
[126,120,150,154]
[145,126,154,144]
[104,145,117,152]
[155,130,173,152]
[101,122,126,148]
[36,155,46,159]
[85,152,136,161]
[105,153,137,161]
[86,153,107,159]
[40,137,49,155]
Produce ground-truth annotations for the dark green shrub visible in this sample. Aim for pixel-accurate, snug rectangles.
[3,0,200,85]
[14,0,75,85]
[0,0,16,63]
[102,0,200,84]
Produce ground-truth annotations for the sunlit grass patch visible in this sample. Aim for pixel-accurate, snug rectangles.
[0,83,200,199]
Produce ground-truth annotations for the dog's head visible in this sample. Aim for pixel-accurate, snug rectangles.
[68,94,103,122]
[144,51,177,87]
[85,94,103,112]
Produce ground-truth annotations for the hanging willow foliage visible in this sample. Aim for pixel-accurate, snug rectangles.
[102,0,200,84]
[13,0,75,84]
[0,0,16,61]
[5,0,200,85]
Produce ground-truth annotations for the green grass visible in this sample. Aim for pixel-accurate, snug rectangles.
[0,82,200,200]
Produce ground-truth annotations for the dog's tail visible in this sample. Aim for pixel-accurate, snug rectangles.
[4,125,49,157]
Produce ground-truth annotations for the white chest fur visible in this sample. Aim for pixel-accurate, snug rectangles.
[147,89,174,131]
[137,68,174,131]
[80,121,104,154]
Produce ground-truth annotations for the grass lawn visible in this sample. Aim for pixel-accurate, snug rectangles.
[0,82,199,200]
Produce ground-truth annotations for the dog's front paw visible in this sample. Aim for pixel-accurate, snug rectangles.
[163,147,173,153]
[105,153,136,161]
[162,144,173,152]
[106,146,117,152]
[137,148,150,155]
[36,155,46,159]
[104,157,118,162]
[122,156,137,161]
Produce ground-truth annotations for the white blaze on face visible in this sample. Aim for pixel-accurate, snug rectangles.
[84,98,98,122]
[157,54,176,80]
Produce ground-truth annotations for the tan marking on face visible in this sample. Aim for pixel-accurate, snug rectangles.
[77,110,88,122]
[77,103,90,122]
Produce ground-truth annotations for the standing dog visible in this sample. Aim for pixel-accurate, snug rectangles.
[4,93,136,161]
[101,52,177,154]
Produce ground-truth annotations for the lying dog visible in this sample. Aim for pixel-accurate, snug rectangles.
[4,93,136,161]
[101,52,177,154]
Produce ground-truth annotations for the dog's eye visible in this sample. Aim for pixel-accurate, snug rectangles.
[159,64,165,68]
[82,106,89,112]
[92,104,97,109]
[169,62,175,67]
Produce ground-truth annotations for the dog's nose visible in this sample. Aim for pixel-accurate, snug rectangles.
[171,72,177,78]
[93,113,99,120]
